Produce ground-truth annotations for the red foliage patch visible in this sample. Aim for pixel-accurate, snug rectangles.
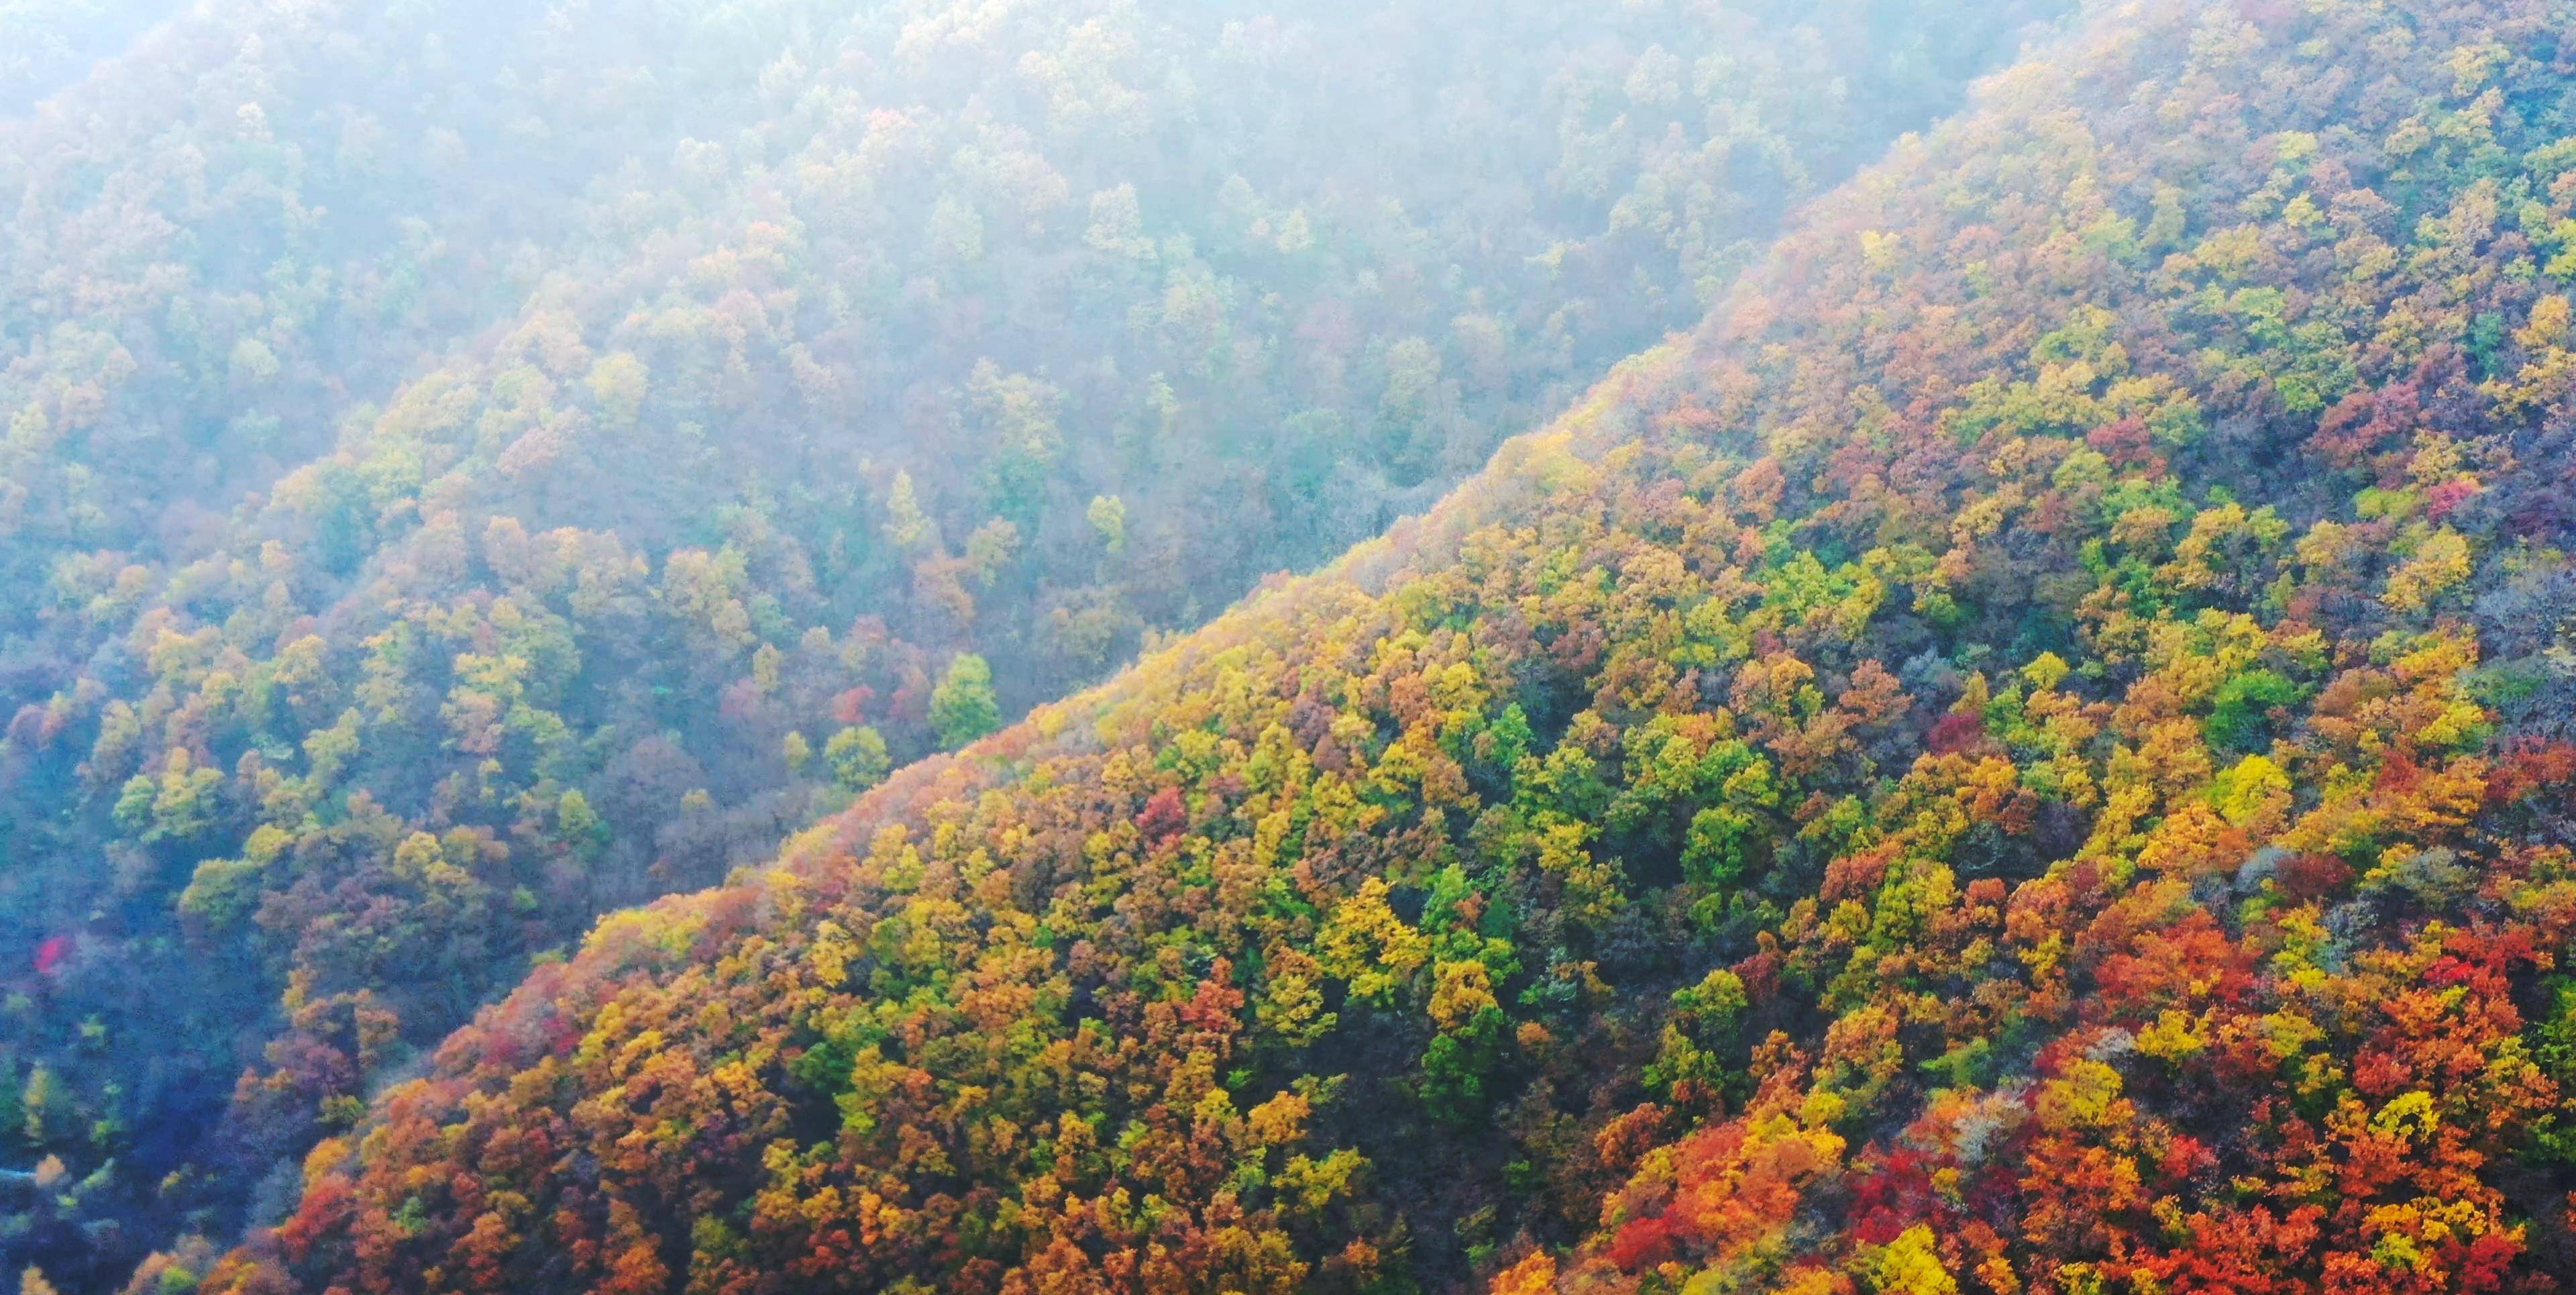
[2086,416,2163,472]
[2423,476,2480,519]
[1607,1212,1679,1272]
[1927,711,1986,756]
[2490,740,2576,806]
[1847,1149,1939,1246]
[2275,853,2353,902]
[1137,786,1187,842]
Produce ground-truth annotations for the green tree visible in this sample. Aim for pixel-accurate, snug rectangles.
[930,654,1001,749]
[557,790,604,852]
[825,726,892,792]
[1087,495,1128,553]
[21,1066,68,1147]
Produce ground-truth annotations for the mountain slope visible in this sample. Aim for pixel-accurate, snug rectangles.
[0,1,2074,1287]
[0,0,836,625]
[0,0,178,113]
[186,1,2576,1292]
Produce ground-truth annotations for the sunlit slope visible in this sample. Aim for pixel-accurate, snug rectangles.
[193,0,2576,1292]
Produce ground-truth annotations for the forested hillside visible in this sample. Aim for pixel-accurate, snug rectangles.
[0,1,2074,1288]
[170,0,2576,1292]
[0,1,177,112]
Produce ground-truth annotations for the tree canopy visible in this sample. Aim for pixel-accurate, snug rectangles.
[0,0,2072,1287]
[153,0,2576,1292]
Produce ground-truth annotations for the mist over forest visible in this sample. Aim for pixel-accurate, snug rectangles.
[0,2,179,112]
[7,2,2576,1294]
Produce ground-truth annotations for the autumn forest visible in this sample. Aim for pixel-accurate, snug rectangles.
[6,0,2576,1292]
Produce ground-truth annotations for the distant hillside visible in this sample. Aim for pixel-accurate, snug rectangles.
[0,1,2070,1287]
[0,0,179,113]
[179,0,2576,1291]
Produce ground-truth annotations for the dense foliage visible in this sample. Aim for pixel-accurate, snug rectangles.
[150,0,2576,1292]
[0,0,2070,1287]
